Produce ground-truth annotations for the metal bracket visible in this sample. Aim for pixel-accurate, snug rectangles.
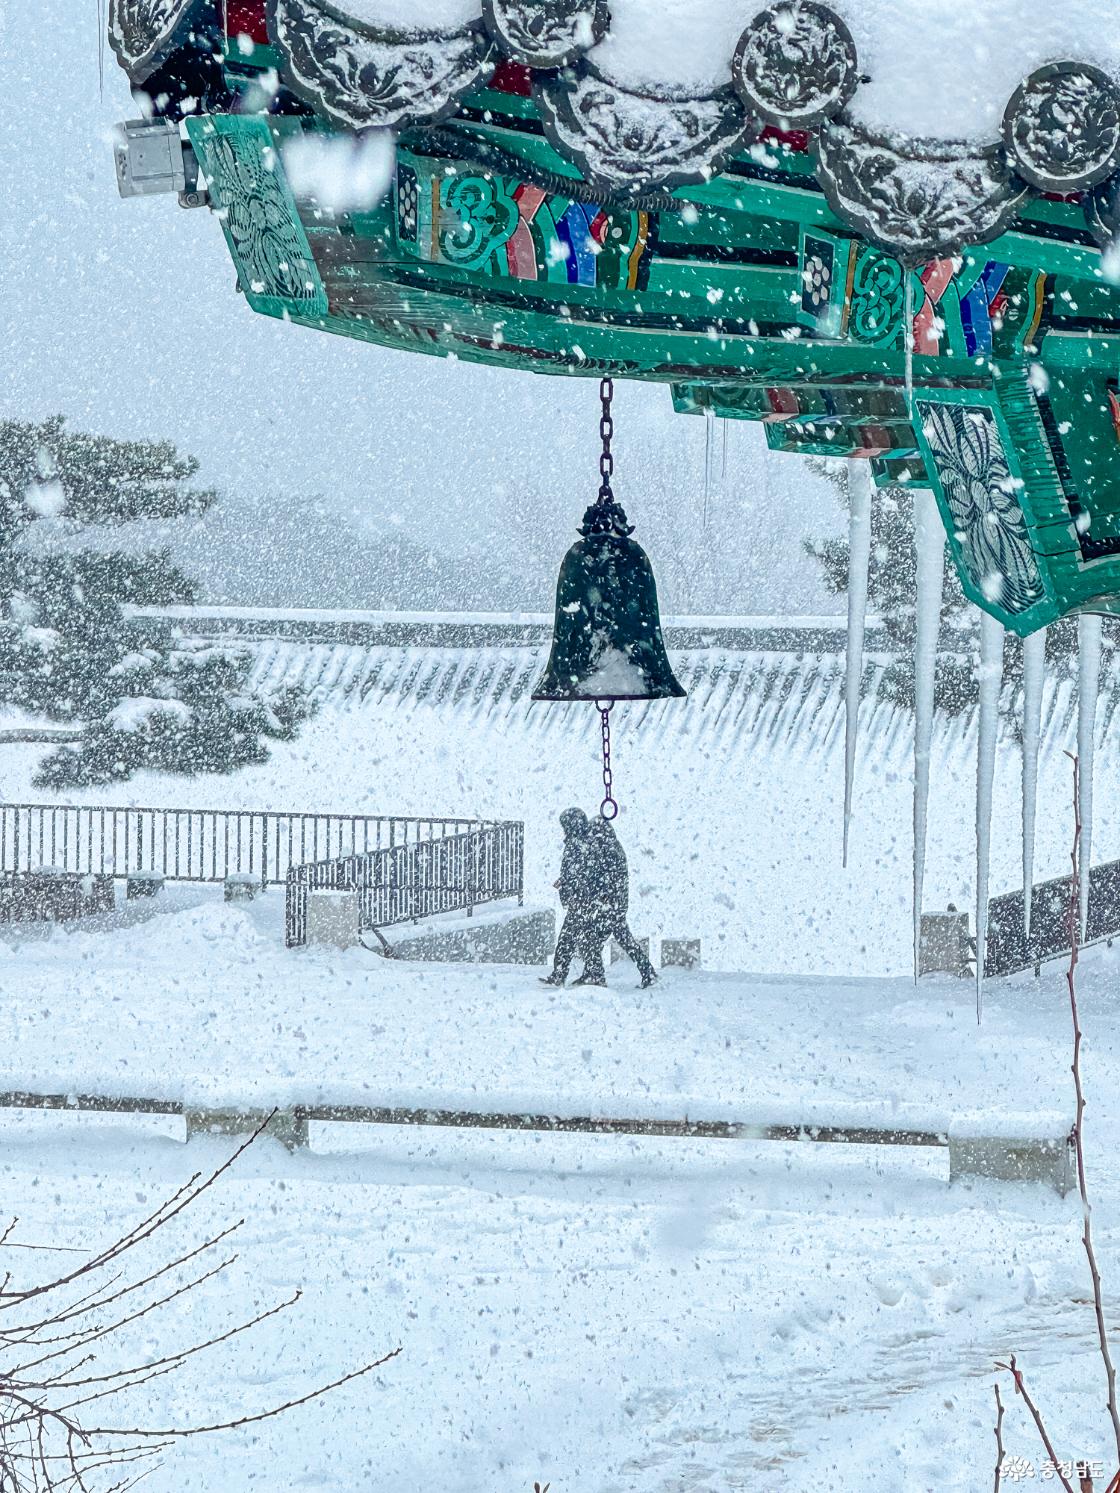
[114,118,208,208]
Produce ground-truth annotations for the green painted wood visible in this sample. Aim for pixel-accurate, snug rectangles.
[182,108,1120,632]
[222,38,281,72]
[766,423,921,461]
[910,382,1063,633]
[430,112,1104,277]
[1040,331,1120,368]
[872,456,930,488]
[184,114,329,320]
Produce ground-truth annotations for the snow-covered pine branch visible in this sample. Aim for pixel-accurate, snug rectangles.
[0,417,313,785]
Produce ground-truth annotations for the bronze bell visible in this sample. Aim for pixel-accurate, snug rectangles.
[532,495,685,702]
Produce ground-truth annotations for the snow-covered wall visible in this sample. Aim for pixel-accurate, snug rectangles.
[4,611,1115,980]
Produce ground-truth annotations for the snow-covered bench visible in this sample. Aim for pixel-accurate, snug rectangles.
[0,1091,1075,1193]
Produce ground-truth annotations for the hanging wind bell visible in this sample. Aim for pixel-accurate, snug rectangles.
[532,377,685,818]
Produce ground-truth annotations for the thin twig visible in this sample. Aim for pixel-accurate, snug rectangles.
[86,1347,403,1438]
[994,1382,1005,1493]
[10,1221,243,1344]
[0,1114,400,1486]
[11,1251,237,1376]
[37,1290,303,1395]
[996,1356,1075,1493]
[1,1112,270,1310]
[1064,750,1120,1469]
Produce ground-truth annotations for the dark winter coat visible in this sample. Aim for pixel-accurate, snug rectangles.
[557,808,592,911]
[582,819,629,926]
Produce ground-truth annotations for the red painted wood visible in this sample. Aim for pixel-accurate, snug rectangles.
[761,124,811,154]
[226,0,269,43]
[489,60,533,97]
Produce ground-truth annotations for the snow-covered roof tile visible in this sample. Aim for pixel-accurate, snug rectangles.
[110,0,1120,256]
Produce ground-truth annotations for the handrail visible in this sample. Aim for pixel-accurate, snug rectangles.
[985,856,1120,977]
[0,802,512,892]
[284,821,524,946]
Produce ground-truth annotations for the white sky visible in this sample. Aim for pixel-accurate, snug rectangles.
[0,5,843,615]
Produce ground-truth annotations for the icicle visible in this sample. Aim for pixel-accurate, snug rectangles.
[912,487,945,980]
[720,417,729,482]
[703,408,715,528]
[842,462,873,866]
[1078,614,1102,937]
[1020,627,1046,941]
[975,610,1004,1023]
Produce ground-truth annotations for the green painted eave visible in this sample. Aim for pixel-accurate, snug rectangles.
[422,111,1106,281]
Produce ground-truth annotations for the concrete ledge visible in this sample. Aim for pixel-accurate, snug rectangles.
[183,1106,308,1150]
[0,871,115,924]
[127,871,165,900]
[224,873,259,902]
[388,905,554,965]
[306,889,360,949]
[662,938,701,969]
[948,1132,1074,1194]
[0,1089,1077,1191]
[919,909,972,977]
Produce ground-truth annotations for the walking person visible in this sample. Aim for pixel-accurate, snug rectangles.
[581,817,658,989]
[540,808,597,986]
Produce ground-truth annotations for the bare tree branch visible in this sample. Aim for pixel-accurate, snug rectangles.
[84,1348,403,1439]
[1064,751,1120,1470]
[996,1356,1075,1493]
[0,1112,271,1312]
[0,1119,399,1489]
[994,1382,1005,1493]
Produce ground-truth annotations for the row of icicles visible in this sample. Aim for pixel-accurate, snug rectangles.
[841,464,1101,1021]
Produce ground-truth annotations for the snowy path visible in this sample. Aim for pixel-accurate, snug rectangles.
[0,888,1092,1135]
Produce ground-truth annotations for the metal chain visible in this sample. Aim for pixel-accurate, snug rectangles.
[595,382,617,814]
[597,701,618,820]
[597,376,614,500]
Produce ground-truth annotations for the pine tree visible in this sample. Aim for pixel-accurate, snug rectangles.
[0,417,312,786]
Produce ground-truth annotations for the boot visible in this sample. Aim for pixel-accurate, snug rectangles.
[572,974,607,987]
[539,972,566,987]
[639,968,658,989]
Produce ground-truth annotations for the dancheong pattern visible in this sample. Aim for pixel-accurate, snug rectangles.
[186,116,327,315]
[396,158,655,291]
[797,230,1047,360]
[916,400,1045,616]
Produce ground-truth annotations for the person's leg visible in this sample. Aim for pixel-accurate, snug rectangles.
[573,921,607,984]
[614,921,657,985]
[541,912,578,984]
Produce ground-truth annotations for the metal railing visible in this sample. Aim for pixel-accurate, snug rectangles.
[285,820,524,946]
[0,802,501,892]
[985,857,1120,977]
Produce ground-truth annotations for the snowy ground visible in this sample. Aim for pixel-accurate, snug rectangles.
[5,890,1120,1488]
[3,635,1116,983]
[0,886,1085,1127]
